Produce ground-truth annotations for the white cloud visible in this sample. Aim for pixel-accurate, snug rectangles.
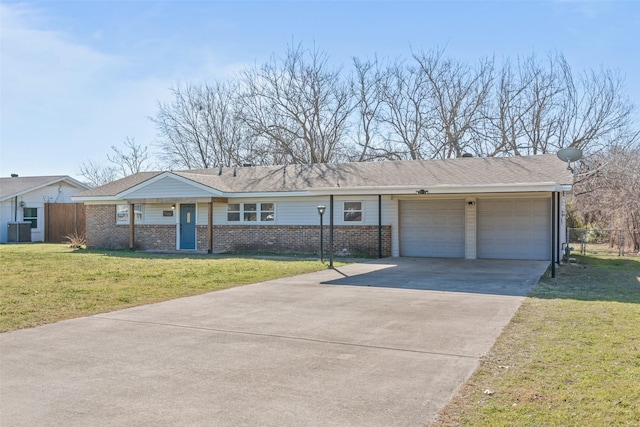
[0,3,256,178]
[0,4,172,177]
[1,4,123,110]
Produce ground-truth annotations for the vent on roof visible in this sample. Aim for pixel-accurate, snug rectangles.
[461,153,473,158]
[242,163,253,167]
[10,173,18,178]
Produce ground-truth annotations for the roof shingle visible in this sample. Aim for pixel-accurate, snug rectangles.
[76,154,573,198]
[0,176,88,201]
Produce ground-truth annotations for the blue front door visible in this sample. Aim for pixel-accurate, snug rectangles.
[180,204,196,250]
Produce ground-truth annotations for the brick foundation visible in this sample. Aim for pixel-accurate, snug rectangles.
[86,205,391,257]
[199,225,391,257]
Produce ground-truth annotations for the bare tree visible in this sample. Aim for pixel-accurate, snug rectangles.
[482,53,634,157]
[574,133,640,251]
[479,59,529,156]
[239,43,354,165]
[376,49,494,160]
[153,81,251,169]
[377,59,432,160]
[413,49,494,158]
[149,43,637,169]
[107,137,152,176]
[558,67,634,154]
[348,57,401,161]
[77,159,117,188]
[78,138,153,187]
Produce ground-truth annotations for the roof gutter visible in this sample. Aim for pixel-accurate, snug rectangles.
[306,182,573,195]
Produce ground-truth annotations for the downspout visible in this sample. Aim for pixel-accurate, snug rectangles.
[14,196,18,221]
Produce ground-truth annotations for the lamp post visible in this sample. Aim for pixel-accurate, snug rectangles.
[317,205,326,263]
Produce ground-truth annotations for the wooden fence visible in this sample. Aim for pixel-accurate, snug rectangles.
[44,203,86,243]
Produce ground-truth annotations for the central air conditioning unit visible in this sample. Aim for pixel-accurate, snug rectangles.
[7,222,32,243]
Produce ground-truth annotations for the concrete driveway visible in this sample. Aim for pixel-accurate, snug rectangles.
[1,258,548,427]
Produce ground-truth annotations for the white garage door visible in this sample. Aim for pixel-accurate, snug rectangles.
[399,200,465,258]
[477,198,550,260]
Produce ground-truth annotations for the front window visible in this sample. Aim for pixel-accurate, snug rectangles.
[344,201,363,222]
[244,203,257,221]
[23,207,38,229]
[227,203,275,223]
[261,203,275,221]
[116,204,143,224]
[227,204,240,222]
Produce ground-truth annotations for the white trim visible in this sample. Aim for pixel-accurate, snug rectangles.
[118,172,224,199]
[72,198,121,203]
[74,179,572,202]
[308,182,571,195]
[342,200,364,224]
[74,189,309,203]
[2,177,89,202]
[464,197,477,259]
[115,204,144,225]
[394,191,554,201]
[221,191,309,198]
[225,202,276,224]
[21,206,41,233]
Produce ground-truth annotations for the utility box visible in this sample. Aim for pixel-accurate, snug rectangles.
[7,222,32,243]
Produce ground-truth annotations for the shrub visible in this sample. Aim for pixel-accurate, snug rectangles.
[64,232,86,249]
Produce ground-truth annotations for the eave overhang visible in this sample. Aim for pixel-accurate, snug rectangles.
[306,182,573,195]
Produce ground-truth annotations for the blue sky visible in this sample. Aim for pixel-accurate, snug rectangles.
[1,0,638,179]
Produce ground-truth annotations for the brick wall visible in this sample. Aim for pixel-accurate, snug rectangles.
[135,225,176,250]
[86,205,391,256]
[199,225,391,257]
[86,205,128,249]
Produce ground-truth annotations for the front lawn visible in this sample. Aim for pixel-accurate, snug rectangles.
[0,244,334,332]
[432,254,640,426]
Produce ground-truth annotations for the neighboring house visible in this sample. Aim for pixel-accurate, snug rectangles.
[73,154,573,261]
[0,175,90,243]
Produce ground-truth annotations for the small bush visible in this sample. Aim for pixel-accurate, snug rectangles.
[64,232,86,249]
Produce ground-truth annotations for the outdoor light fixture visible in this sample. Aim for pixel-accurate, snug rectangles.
[171,204,176,210]
[317,205,326,263]
[416,189,428,195]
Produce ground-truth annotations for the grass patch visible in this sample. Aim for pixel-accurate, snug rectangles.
[0,244,342,332]
[432,254,640,426]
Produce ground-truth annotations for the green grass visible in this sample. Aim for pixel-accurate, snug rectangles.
[0,244,339,332]
[432,254,640,426]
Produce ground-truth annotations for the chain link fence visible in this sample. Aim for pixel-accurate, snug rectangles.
[567,228,640,257]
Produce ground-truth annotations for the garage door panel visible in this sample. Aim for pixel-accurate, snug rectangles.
[400,200,465,258]
[478,198,550,260]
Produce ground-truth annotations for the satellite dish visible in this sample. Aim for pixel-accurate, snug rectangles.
[557,147,583,173]
[557,147,583,162]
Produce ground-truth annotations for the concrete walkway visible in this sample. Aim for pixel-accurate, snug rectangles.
[0,258,548,427]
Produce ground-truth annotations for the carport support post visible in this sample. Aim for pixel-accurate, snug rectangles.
[208,200,213,254]
[551,193,556,278]
[556,192,561,264]
[129,203,135,251]
[378,195,382,258]
[329,195,334,268]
